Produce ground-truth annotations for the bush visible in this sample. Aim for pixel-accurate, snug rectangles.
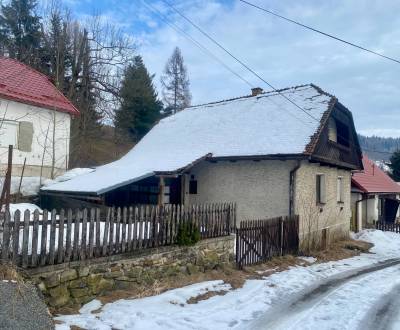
[176,222,201,246]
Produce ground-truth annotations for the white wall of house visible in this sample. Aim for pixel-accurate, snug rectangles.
[293,161,351,245]
[187,159,297,222]
[0,98,71,178]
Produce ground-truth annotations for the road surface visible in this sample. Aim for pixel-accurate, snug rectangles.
[247,259,400,330]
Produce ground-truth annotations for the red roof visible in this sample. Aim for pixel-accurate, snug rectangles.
[352,155,400,194]
[0,57,79,115]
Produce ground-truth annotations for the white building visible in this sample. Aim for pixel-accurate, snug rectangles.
[0,57,79,182]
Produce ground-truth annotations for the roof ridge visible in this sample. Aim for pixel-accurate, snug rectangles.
[188,83,314,109]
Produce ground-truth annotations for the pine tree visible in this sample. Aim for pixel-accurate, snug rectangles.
[0,0,43,69]
[389,150,400,182]
[161,47,191,114]
[115,56,162,141]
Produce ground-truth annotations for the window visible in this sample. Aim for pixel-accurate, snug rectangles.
[0,120,18,148]
[189,180,197,194]
[336,120,350,147]
[328,118,337,143]
[337,177,344,203]
[316,174,326,204]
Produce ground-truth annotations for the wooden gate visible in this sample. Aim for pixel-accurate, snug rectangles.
[235,215,299,269]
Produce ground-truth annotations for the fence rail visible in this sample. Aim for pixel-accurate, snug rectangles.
[376,221,400,233]
[236,215,299,269]
[0,203,235,269]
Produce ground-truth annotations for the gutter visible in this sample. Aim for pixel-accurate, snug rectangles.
[289,160,301,216]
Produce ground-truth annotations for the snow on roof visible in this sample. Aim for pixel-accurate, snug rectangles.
[0,57,79,115]
[42,84,334,195]
[352,155,400,194]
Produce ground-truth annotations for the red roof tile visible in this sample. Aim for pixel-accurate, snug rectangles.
[0,57,79,115]
[352,155,400,194]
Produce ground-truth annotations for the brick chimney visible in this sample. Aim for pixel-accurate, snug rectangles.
[251,87,263,96]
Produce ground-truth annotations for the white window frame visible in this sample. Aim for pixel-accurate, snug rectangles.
[316,174,326,204]
[337,176,344,203]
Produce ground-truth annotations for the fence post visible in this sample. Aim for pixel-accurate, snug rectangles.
[280,216,284,256]
[1,210,11,262]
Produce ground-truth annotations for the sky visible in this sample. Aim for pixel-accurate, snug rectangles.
[59,0,399,137]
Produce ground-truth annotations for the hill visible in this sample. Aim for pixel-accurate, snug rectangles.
[358,135,400,161]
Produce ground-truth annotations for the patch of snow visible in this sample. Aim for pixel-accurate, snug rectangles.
[43,168,94,187]
[7,203,42,218]
[0,176,41,196]
[297,256,317,264]
[43,85,332,194]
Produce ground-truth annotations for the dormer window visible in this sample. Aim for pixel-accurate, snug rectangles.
[329,117,350,148]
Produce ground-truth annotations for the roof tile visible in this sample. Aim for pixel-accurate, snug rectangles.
[0,57,79,115]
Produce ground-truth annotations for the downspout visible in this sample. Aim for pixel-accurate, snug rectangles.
[289,160,301,216]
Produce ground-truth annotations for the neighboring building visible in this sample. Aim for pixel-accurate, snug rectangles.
[0,57,79,179]
[351,155,400,230]
[42,84,362,246]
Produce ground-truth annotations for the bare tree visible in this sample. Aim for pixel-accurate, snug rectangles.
[161,46,191,114]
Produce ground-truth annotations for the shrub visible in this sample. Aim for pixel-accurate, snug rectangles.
[176,222,201,246]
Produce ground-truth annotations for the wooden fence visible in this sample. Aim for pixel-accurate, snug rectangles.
[0,203,235,269]
[376,221,400,233]
[236,215,299,269]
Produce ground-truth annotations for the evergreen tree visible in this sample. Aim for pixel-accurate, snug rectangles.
[115,56,162,141]
[0,0,43,69]
[161,47,191,114]
[389,150,400,182]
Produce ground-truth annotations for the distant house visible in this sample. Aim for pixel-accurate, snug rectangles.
[0,57,79,180]
[351,155,400,229]
[42,84,362,245]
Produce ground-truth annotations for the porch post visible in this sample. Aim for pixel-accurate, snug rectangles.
[158,176,165,206]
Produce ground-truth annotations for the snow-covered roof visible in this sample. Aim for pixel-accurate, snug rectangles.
[42,84,334,195]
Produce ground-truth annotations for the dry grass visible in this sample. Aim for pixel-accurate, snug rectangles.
[309,238,373,262]
[0,263,24,282]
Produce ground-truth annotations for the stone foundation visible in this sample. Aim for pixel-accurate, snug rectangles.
[26,235,234,309]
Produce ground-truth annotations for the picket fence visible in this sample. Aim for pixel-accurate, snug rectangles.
[0,203,235,269]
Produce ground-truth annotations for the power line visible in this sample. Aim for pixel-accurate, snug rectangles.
[161,1,391,155]
[141,0,253,88]
[161,0,321,123]
[239,0,400,65]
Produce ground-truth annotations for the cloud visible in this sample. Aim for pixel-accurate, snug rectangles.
[68,0,400,138]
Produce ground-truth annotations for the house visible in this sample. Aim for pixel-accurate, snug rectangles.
[351,155,400,230]
[0,57,79,181]
[41,84,362,245]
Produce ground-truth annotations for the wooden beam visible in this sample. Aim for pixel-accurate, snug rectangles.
[158,176,165,206]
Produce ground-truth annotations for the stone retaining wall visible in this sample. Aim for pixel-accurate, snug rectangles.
[26,235,235,309]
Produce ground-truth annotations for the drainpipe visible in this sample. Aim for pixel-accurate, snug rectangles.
[289,160,301,216]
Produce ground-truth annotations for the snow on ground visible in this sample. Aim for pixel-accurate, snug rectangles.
[0,168,94,197]
[0,176,41,196]
[8,203,42,218]
[55,230,400,330]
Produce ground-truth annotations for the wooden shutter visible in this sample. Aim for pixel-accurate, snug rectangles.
[18,121,34,152]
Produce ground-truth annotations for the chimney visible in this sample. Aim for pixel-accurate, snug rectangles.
[251,87,263,96]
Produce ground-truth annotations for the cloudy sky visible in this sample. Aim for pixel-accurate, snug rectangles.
[63,0,399,137]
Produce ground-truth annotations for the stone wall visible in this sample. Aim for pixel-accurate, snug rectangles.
[294,161,351,249]
[26,236,234,309]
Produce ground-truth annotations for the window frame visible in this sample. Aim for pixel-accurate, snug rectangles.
[316,174,326,205]
[337,176,344,203]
